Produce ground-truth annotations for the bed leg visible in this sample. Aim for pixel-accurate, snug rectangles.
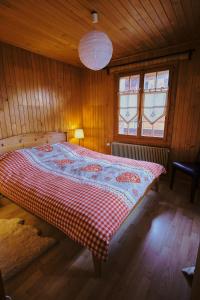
[151,178,159,192]
[92,254,102,278]
[155,179,159,192]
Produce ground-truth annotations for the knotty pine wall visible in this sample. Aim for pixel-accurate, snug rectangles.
[81,47,200,161]
[171,48,200,161]
[0,42,82,142]
[81,70,114,153]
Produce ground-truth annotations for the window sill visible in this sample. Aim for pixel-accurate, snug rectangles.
[114,134,170,148]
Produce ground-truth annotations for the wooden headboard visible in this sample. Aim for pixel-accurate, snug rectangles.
[0,132,67,154]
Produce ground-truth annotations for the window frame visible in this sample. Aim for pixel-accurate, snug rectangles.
[114,64,177,147]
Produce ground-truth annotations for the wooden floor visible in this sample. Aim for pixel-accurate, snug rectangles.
[1,178,200,300]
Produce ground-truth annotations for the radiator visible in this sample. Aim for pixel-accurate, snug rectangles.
[111,142,170,168]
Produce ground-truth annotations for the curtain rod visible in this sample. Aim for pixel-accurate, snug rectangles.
[106,49,195,74]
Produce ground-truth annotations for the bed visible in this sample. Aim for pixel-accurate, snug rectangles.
[0,132,165,276]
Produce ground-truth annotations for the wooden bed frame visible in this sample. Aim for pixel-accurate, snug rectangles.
[0,132,67,154]
[0,131,159,277]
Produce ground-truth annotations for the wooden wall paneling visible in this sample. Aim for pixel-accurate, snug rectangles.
[57,61,65,132]
[59,63,65,132]
[82,69,114,154]
[13,47,28,134]
[62,64,71,132]
[171,48,200,161]
[64,64,83,142]
[43,55,53,131]
[2,44,19,136]
[189,61,200,159]
[0,51,12,138]
[9,46,24,135]
[19,48,33,133]
[0,48,8,138]
[28,50,42,132]
[3,45,17,137]
[46,58,56,132]
[37,55,47,132]
[52,61,59,131]
[21,49,32,133]
[33,51,44,132]
[4,46,17,135]
[50,61,58,132]
[170,64,186,158]
[24,49,38,133]
[0,42,82,142]
[41,56,51,131]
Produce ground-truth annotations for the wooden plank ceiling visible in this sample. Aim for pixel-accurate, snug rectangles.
[0,0,199,66]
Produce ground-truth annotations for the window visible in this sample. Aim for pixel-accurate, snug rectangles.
[117,68,172,144]
[118,75,140,136]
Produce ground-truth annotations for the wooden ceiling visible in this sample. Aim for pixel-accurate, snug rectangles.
[0,0,199,66]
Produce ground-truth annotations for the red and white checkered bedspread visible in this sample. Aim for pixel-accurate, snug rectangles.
[0,142,165,260]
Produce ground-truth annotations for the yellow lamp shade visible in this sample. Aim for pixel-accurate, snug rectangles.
[75,128,84,139]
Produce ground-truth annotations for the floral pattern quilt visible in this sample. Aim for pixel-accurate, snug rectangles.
[0,142,165,260]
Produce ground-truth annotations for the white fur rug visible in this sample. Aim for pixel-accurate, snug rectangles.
[0,218,56,280]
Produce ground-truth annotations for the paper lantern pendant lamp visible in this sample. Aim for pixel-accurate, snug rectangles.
[78,12,113,71]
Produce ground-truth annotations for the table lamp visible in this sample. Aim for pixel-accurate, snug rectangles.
[74,128,84,145]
